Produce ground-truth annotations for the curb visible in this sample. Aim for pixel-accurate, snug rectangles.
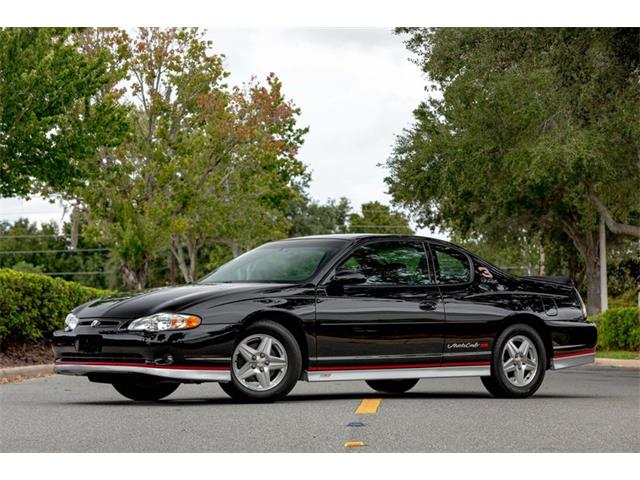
[594,358,640,368]
[0,363,54,380]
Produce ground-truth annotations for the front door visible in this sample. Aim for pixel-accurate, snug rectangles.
[313,239,445,372]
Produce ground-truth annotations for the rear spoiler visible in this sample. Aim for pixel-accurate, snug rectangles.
[520,275,574,286]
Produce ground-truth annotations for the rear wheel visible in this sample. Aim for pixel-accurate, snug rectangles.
[220,320,302,403]
[482,323,546,398]
[112,380,179,401]
[366,379,418,394]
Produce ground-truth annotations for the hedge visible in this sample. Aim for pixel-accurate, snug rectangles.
[0,268,111,348]
[592,307,640,351]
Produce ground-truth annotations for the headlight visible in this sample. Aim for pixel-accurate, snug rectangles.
[127,313,201,332]
[575,288,588,319]
[64,313,79,331]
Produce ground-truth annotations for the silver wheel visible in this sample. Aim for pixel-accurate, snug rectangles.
[232,334,288,392]
[501,334,538,387]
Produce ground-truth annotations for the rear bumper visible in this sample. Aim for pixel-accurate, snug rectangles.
[54,361,231,382]
[547,320,597,370]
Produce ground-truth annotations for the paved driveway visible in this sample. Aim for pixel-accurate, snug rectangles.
[1,365,638,452]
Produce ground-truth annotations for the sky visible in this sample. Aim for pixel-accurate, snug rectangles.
[0,28,447,239]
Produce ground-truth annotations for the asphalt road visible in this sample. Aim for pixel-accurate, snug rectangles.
[1,365,638,452]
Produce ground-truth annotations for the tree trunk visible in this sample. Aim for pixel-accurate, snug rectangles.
[170,238,191,284]
[122,263,147,290]
[583,253,601,316]
[230,240,242,258]
[188,241,198,284]
[563,225,601,315]
[169,253,176,286]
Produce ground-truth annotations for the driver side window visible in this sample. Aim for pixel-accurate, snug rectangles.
[338,241,432,286]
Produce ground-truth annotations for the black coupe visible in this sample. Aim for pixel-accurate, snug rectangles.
[53,234,597,402]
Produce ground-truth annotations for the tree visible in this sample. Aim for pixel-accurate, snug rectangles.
[387,28,640,313]
[72,28,308,288]
[347,201,413,234]
[287,197,352,237]
[0,28,129,197]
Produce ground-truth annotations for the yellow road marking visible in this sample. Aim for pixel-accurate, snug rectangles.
[355,398,381,414]
[344,441,366,447]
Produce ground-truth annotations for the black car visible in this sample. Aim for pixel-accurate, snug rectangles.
[53,234,597,402]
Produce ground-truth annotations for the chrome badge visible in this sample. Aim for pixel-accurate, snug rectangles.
[90,320,100,327]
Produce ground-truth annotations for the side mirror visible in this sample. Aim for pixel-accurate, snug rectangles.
[330,270,367,286]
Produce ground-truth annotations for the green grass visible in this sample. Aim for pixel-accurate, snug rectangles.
[596,350,640,360]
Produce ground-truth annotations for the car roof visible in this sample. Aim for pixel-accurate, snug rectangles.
[283,233,451,245]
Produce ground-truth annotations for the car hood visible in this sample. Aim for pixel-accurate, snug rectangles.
[74,283,293,319]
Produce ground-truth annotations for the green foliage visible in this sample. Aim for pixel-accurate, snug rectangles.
[288,197,352,237]
[10,261,44,274]
[347,201,413,234]
[0,268,111,348]
[71,28,309,288]
[388,28,640,313]
[592,307,640,351]
[0,27,129,197]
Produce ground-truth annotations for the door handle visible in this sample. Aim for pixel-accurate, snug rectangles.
[419,301,437,311]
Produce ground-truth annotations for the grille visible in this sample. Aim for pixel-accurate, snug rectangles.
[78,319,122,327]
[58,352,145,363]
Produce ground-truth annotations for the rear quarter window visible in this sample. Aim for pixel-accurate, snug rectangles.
[431,245,472,284]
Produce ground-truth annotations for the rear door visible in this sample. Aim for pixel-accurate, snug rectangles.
[427,242,497,365]
[314,239,445,370]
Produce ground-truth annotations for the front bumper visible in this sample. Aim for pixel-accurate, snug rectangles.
[54,362,231,382]
[52,321,238,383]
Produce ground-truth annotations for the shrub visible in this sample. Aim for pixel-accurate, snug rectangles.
[592,307,640,351]
[0,268,111,349]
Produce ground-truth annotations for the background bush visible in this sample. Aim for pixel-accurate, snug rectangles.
[592,307,640,351]
[0,268,111,349]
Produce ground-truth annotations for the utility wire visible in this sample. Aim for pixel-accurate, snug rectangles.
[0,248,110,254]
[0,234,65,239]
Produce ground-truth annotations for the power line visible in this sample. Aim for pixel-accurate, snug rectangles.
[0,248,110,254]
[44,271,114,276]
[0,234,64,239]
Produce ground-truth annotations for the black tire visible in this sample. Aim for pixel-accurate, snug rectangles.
[220,320,302,403]
[482,323,547,398]
[112,380,179,401]
[366,379,419,394]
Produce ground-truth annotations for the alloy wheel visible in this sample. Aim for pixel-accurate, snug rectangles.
[501,334,538,387]
[232,334,288,391]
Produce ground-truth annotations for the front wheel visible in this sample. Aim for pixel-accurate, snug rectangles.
[482,323,547,398]
[220,320,302,403]
[112,380,179,401]
[366,379,418,394]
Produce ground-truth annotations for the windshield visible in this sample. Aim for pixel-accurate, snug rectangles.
[199,239,347,284]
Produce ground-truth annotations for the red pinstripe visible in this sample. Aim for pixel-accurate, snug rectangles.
[308,361,490,372]
[55,361,229,371]
[553,348,596,359]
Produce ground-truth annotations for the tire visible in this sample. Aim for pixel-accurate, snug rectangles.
[112,380,179,401]
[366,379,419,394]
[482,323,547,398]
[220,320,302,403]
